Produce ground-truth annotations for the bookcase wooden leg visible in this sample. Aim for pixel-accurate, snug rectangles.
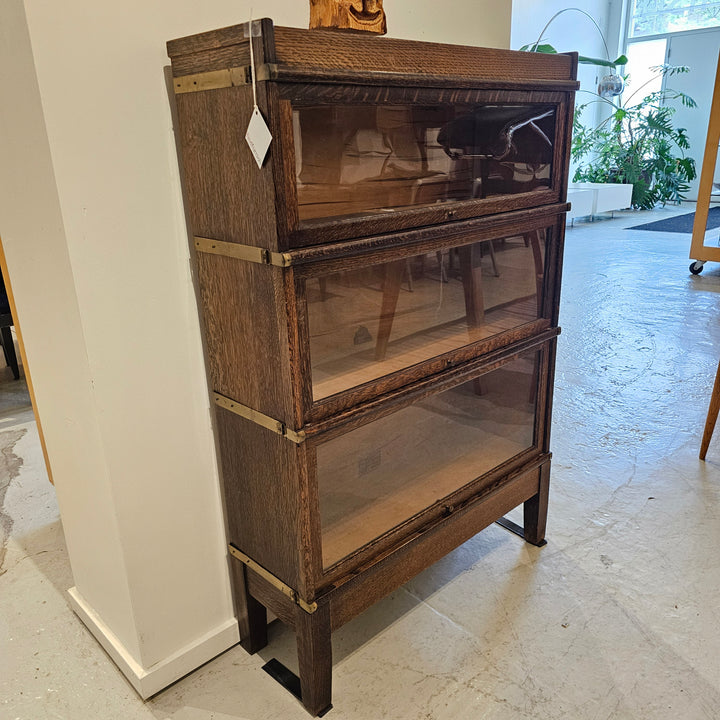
[523,463,550,547]
[297,603,332,716]
[232,561,268,654]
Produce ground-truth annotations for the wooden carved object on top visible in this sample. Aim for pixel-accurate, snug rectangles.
[309,0,387,34]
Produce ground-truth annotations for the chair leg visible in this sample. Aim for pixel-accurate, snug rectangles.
[0,326,19,380]
[525,230,545,316]
[405,259,413,292]
[458,244,486,396]
[375,260,405,361]
[436,251,448,282]
[458,244,485,326]
[318,277,328,301]
[700,359,720,459]
[485,239,500,277]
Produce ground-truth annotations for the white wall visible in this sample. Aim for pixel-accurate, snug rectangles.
[0,0,511,697]
[510,0,617,63]
[510,0,622,178]
[390,2,511,46]
[0,0,142,663]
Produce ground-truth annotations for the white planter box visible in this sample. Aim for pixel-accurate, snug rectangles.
[568,182,634,218]
[567,188,594,219]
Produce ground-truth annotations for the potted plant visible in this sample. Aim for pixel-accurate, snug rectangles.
[522,8,697,211]
[571,66,697,209]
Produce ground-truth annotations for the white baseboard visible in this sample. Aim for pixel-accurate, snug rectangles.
[68,587,239,699]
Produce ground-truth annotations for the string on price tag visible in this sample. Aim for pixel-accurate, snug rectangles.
[245,14,272,168]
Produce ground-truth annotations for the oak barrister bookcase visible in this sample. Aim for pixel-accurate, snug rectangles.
[167,20,577,715]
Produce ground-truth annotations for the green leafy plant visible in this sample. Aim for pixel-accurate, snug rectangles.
[519,40,627,69]
[520,8,628,69]
[521,6,697,210]
[571,64,697,209]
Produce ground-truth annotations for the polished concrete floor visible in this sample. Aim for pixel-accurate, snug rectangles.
[3,205,720,719]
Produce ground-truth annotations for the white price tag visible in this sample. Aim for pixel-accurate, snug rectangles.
[245,106,272,168]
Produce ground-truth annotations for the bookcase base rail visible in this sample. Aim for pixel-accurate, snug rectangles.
[235,457,551,715]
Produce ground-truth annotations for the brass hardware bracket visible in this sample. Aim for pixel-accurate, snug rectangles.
[195,237,292,268]
[228,544,318,614]
[173,63,276,94]
[213,392,306,444]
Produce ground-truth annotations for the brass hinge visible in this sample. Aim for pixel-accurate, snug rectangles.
[173,63,276,94]
[195,237,292,268]
[213,392,306,445]
[228,544,317,614]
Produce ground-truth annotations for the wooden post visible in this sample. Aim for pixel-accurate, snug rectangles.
[0,235,54,484]
[309,0,387,34]
[523,462,550,546]
[700,359,720,460]
[231,561,268,654]
[689,51,720,264]
[296,603,332,716]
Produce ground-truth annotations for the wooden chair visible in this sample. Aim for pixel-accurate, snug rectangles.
[375,229,545,363]
[0,272,19,380]
[700,359,720,459]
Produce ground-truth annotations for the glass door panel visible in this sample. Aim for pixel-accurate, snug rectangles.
[293,103,557,222]
[307,229,548,400]
[316,352,539,569]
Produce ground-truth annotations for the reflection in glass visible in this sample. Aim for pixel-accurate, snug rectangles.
[293,103,556,221]
[308,229,547,400]
[316,354,539,568]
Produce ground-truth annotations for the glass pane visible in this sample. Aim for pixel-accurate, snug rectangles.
[623,39,667,106]
[293,103,556,221]
[316,354,539,568]
[630,0,720,38]
[308,229,548,400]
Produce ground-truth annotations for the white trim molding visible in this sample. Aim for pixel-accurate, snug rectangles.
[68,587,240,699]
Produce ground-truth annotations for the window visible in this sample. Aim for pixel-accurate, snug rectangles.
[623,38,667,104]
[629,0,720,38]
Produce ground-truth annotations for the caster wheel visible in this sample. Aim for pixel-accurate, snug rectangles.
[690,261,704,275]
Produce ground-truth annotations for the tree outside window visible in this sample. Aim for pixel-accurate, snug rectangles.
[630,0,720,38]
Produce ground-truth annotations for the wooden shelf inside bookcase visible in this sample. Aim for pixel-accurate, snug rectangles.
[319,420,533,568]
[312,296,537,400]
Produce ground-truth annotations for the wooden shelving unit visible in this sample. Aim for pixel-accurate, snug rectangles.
[167,20,577,715]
